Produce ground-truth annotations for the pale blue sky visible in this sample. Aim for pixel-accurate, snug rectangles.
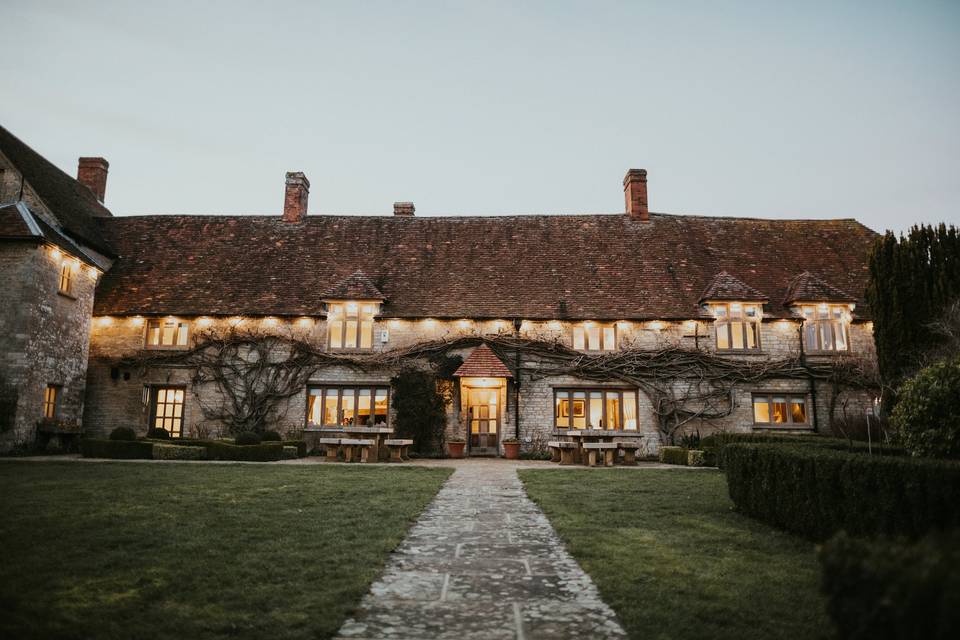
[2,0,958,233]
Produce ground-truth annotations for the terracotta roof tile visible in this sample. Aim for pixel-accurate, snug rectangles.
[783,271,858,304]
[323,270,385,300]
[699,271,769,303]
[453,344,514,378]
[92,213,878,319]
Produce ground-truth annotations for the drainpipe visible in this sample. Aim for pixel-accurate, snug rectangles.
[513,318,522,440]
[798,322,819,433]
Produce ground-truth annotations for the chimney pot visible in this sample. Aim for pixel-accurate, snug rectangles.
[393,202,415,216]
[283,172,310,223]
[623,168,649,221]
[77,157,109,203]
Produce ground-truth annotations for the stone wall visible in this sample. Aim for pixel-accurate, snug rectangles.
[0,243,97,450]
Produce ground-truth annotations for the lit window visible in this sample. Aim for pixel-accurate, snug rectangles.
[58,262,73,295]
[554,388,638,430]
[150,387,185,437]
[328,302,377,350]
[713,303,761,351]
[42,385,59,419]
[572,323,616,351]
[801,304,850,352]
[753,393,807,426]
[145,319,190,349]
[308,385,390,427]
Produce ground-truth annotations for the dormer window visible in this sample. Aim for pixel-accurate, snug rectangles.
[801,304,850,352]
[573,322,616,352]
[713,303,761,351]
[328,302,377,350]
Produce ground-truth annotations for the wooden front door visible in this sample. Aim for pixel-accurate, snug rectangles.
[467,388,499,454]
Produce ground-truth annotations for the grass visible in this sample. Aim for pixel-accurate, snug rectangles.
[0,461,451,640]
[519,469,831,640]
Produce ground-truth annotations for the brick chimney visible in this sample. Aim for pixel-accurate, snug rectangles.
[283,172,310,223]
[393,202,415,216]
[623,168,648,221]
[77,157,109,203]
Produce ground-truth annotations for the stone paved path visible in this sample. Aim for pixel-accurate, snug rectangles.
[336,460,627,640]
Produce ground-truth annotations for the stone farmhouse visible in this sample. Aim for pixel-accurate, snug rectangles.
[0,125,880,455]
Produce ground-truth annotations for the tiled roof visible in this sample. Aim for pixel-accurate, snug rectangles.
[699,271,769,303]
[0,200,106,268]
[784,271,858,304]
[0,202,34,237]
[0,125,113,254]
[323,271,385,300]
[92,212,878,319]
[454,344,514,378]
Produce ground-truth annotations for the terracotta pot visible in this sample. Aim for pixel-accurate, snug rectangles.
[448,441,466,458]
[502,441,520,460]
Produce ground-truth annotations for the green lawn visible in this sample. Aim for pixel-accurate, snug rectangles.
[0,461,451,640]
[520,469,831,640]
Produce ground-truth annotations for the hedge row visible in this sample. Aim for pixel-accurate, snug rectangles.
[659,446,688,465]
[201,441,285,462]
[153,444,205,461]
[702,432,904,468]
[80,439,154,460]
[819,531,960,640]
[725,443,960,540]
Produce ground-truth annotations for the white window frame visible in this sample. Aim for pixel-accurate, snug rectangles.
[801,304,851,353]
[327,301,378,351]
[712,303,762,351]
[752,393,809,426]
[144,319,190,350]
[572,323,617,352]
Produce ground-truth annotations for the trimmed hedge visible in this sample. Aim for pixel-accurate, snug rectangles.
[283,440,307,458]
[202,441,284,462]
[261,430,282,442]
[659,446,688,465]
[235,431,262,446]
[687,449,706,467]
[153,444,206,461]
[725,443,960,540]
[80,439,154,460]
[702,432,904,468]
[109,427,137,441]
[819,531,960,639]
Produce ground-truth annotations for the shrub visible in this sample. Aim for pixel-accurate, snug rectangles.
[702,431,903,468]
[202,441,283,462]
[687,449,706,467]
[391,366,451,456]
[80,439,154,460]
[724,443,960,540]
[153,444,205,461]
[109,427,137,441]
[234,431,262,446]
[261,430,282,442]
[890,357,960,459]
[282,446,298,460]
[146,427,170,439]
[819,531,960,640]
[659,446,688,465]
[283,440,307,458]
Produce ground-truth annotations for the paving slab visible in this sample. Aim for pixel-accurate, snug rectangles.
[336,459,627,639]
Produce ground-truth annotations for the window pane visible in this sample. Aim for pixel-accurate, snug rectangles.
[820,323,833,351]
[605,393,620,430]
[374,389,389,426]
[359,320,373,349]
[623,392,637,430]
[147,322,160,346]
[341,389,355,426]
[753,397,770,423]
[162,322,176,346]
[745,322,758,349]
[772,397,788,423]
[791,398,807,423]
[323,389,338,425]
[555,392,569,428]
[344,320,358,348]
[330,321,342,349]
[731,322,745,349]
[602,327,616,351]
[833,322,847,350]
[589,392,603,428]
[572,392,586,429]
[805,322,818,350]
[587,326,601,350]
[716,323,730,350]
[177,323,189,346]
[307,391,321,425]
[357,389,372,426]
[573,327,585,350]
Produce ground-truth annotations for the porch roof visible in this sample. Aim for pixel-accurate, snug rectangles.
[453,344,514,379]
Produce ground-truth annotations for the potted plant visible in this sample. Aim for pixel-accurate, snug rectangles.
[502,437,520,460]
[447,437,466,459]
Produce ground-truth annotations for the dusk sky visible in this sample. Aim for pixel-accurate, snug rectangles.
[2,0,958,234]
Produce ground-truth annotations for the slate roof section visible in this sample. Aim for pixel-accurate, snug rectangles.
[323,270,385,300]
[0,125,113,254]
[453,344,514,378]
[0,200,106,268]
[92,212,878,319]
[699,271,769,303]
[0,201,36,237]
[784,271,858,304]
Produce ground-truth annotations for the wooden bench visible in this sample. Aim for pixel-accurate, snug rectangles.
[384,439,414,462]
[617,441,643,466]
[318,437,341,462]
[582,441,618,467]
[340,438,375,463]
[547,440,577,465]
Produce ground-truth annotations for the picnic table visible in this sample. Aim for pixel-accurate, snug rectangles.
[310,426,394,461]
[551,429,641,466]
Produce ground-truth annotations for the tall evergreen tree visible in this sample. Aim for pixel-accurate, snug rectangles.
[866,223,960,406]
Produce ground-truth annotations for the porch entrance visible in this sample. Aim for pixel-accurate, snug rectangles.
[466,387,499,454]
